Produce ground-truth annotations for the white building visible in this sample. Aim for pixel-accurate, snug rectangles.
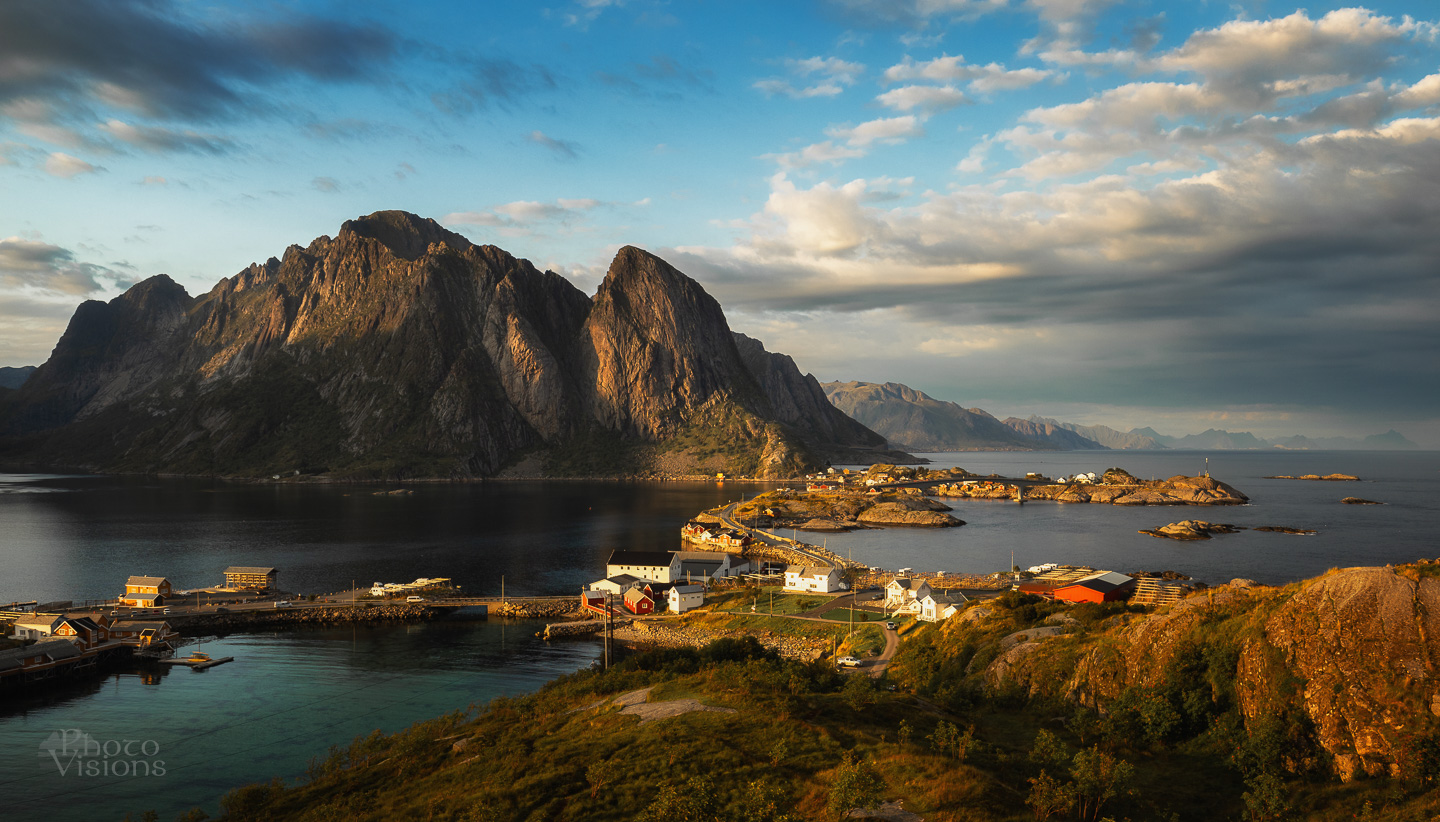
[783,565,842,593]
[606,551,681,583]
[673,551,750,581]
[588,574,646,596]
[918,591,967,622]
[668,584,705,614]
[884,577,932,611]
[11,615,63,641]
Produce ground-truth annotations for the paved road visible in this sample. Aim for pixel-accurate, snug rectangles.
[867,623,901,679]
[714,501,834,566]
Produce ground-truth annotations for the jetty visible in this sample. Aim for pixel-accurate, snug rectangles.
[159,653,234,670]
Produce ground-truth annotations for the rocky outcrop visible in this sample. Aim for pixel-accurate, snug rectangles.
[1342,497,1384,505]
[0,211,905,479]
[1253,526,1318,535]
[1265,473,1360,481]
[935,473,1248,506]
[856,500,964,527]
[1139,520,1242,540]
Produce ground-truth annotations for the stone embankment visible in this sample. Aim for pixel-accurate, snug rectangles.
[171,604,441,634]
[610,619,827,660]
[543,618,629,639]
[492,599,579,619]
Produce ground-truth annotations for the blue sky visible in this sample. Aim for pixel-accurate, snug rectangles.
[2,0,1438,443]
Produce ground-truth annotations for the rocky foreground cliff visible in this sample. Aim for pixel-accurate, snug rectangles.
[0,211,907,479]
[896,562,1440,784]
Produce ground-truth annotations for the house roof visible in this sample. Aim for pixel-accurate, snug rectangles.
[606,550,677,568]
[679,559,723,575]
[125,593,162,603]
[671,584,704,595]
[14,615,63,631]
[62,617,103,633]
[126,576,168,587]
[623,588,652,604]
[786,565,836,577]
[3,639,84,662]
[223,566,277,575]
[1057,570,1135,594]
[111,620,170,631]
[888,578,929,592]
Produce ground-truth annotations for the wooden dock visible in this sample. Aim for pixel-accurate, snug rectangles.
[159,656,234,670]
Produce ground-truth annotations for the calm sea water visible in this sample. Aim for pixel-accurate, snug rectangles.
[832,450,1440,585]
[0,621,598,822]
[0,451,1435,820]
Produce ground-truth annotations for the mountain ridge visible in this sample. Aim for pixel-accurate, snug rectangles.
[0,211,908,479]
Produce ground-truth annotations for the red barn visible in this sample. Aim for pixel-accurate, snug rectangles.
[623,588,655,615]
[1053,571,1136,604]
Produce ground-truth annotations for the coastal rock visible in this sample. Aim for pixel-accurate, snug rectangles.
[856,501,964,527]
[1139,520,1242,540]
[1253,526,1318,535]
[1265,473,1360,481]
[1341,497,1384,505]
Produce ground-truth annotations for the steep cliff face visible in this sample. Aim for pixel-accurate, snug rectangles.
[1001,417,1108,450]
[0,211,899,478]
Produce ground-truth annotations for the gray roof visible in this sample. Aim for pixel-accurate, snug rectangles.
[671,584,705,594]
[1060,571,1136,594]
[787,565,837,576]
[126,576,169,587]
[111,620,171,631]
[223,566,277,575]
[606,551,677,568]
[0,639,84,663]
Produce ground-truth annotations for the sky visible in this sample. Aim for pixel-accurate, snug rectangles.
[1,0,1437,445]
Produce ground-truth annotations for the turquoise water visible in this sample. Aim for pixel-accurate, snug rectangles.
[1,619,598,822]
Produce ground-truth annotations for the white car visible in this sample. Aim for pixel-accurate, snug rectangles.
[835,656,862,668]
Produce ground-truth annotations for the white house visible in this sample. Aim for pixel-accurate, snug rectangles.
[588,574,646,596]
[606,551,681,583]
[883,578,932,611]
[918,591,968,622]
[11,615,63,641]
[668,584,705,614]
[783,565,842,593]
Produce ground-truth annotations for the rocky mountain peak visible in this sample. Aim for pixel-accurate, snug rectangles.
[338,210,472,261]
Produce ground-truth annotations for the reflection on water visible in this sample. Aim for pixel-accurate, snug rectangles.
[1,619,600,822]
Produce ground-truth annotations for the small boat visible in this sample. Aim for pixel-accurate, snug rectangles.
[186,651,211,664]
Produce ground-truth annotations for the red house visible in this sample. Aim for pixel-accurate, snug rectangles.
[623,588,655,615]
[1053,571,1136,604]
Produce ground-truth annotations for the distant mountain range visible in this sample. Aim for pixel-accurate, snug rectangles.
[0,211,909,479]
[822,381,1420,452]
[0,366,35,390]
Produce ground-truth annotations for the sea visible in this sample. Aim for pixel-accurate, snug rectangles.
[0,449,1435,820]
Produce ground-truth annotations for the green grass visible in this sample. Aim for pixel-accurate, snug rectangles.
[821,608,879,623]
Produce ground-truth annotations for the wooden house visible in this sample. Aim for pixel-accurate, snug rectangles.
[54,617,109,648]
[10,614,63,641]
[120,576,171,607]
[1053,571,1136,604]
[223,567,278,590]
[668,584,705,614]
[883,578,932,610]
[918,591,967,622]
[622,588,655,615]
[783,565,841,593]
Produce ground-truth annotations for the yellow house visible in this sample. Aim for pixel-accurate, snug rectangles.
[120,576,171,607]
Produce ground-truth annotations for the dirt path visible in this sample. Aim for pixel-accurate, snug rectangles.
[867,623,900,679]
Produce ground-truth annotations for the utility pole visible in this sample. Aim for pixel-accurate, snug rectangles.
[604,592,612,670]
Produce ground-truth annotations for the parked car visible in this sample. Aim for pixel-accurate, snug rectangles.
[274,601,292,608]
[406,595,425,603]
[835,656,862,668]
[885,621,898,630]
[162,607,171,615]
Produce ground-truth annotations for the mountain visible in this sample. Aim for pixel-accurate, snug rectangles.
[1000,417,1109,450]
[1363,429,1419,449]
[1027,416,1166,449]
[1166,428,1272,450]
[1129,426,1175,447]
[0,211,906,479]
[0,366,35,389]
[821,381,1054,451]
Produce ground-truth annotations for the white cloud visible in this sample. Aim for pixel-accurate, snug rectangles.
[875,84,969,112]
[882,55,1054,94]
[42,152,100,178]
[766,141,867,169]
[828,115,926,147]
[754,56,865,99]
[97,120,234,154]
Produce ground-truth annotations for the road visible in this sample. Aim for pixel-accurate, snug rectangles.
[868,623,900,679]
[713,501,835,567]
